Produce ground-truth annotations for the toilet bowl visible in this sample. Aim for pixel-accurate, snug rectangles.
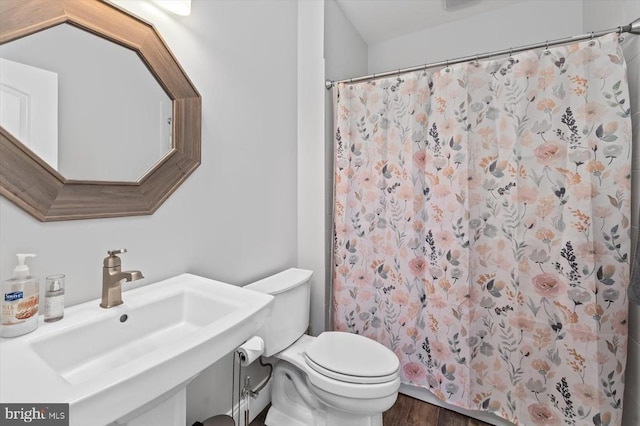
[244,269,400,426]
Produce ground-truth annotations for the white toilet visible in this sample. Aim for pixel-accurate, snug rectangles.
[245,268,400,426]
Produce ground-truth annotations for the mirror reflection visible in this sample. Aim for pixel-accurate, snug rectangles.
[0,24,173,182]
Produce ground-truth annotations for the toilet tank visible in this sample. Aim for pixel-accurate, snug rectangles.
[244,268,313,356]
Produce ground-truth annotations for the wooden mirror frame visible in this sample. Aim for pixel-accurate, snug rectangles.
[0,0,201,221]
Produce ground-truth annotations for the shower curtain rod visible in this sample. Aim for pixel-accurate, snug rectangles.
[325,18,640,90]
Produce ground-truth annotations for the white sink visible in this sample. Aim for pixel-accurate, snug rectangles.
[0,273,274,426]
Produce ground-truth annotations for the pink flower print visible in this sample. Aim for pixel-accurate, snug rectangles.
[603,121,618,134]
[534,141,565,166]
[594,205,612,220]
[573,383,600,406]
[610,309,628,334]
[593,352,610,365]
[352,268,372,288]
[536,98,556,112]
[432,184,452,198]
[441,166,455,179]
[403,362,426,382]
[532,359,551,375]
[430,340,451,358]
[569,46,599,65]
[535,228,555,244]
[586,160,605,176]
[406,327,419,340]
[614,164,631,190]
[514,56,539,79]
[434,230,455,249]
[584,303,604,321]
[572,182,600,200]
[472,360,488,376]
[334,221,354,239]
[407,301,421,320]
[568,323,597,342]
[528,403,561,425]
[439,118,457,138]
[537,66,555,91]
[509,312,535,332]
[400,77,419,96]
[356,169,377,191]
[413,150,426,168]
[488,374,508,393]
[337,295,353,306]
[577,101,607,123]
[408,257,427,277]
[429,296,448,309]
[391,289,410,306]
[576,241,607,263]
[335,264,350,278]
[397,183,414,202]
[517,185,538,204]
[357,288,375,302]
[531,273,565,298]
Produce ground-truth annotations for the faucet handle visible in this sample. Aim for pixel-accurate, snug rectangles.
[104,249,127,268]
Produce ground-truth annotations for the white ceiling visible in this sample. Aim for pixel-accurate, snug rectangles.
[335,0,522,44]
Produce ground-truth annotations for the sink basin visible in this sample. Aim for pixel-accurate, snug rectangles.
[0,273,274,426]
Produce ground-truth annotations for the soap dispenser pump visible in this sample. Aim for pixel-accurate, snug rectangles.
[1,253,39,337]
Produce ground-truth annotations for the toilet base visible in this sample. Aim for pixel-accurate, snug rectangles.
[265,362,390,426]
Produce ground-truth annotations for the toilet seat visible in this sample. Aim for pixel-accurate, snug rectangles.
[305,357,398,384]
[275,332,401,400]
[304,359,401,400]
[304,332,399,385]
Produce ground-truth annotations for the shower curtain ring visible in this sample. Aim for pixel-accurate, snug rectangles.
[474,55,480,67]
[508,48,513,57]
[444,60,450,72]
[589,31,596,46]
[544,40,551,55]
[618,26,625,42]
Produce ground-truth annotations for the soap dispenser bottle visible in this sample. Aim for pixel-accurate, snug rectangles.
[1,254,39,338]
[44,274,65,322]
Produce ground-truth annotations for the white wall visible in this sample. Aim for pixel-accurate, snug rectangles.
[0,0,299,423]
[298,0,327,337]
[582,4,640,425]
[324,0,368,82]
[368,0,583,74]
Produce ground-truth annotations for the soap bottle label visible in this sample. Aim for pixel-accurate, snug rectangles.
[1,292,39,325]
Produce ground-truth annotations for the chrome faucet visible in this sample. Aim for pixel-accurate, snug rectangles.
[100,249,144,308]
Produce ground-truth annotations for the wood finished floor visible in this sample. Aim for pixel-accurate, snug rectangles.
[249,393,491,426]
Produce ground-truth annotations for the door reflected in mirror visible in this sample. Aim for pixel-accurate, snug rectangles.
[0,24,173,182]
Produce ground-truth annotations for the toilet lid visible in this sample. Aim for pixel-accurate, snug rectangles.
[304,332,399,384]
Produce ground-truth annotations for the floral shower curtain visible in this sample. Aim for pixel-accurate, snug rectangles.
[332,33,631,425]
